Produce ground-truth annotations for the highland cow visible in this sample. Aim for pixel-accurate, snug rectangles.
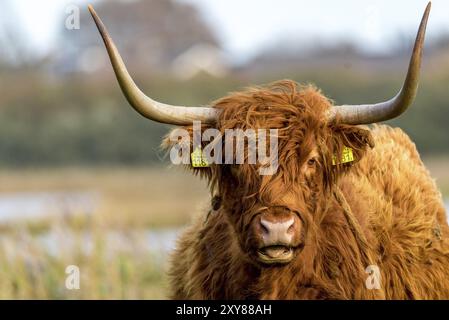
[89,2,449,299]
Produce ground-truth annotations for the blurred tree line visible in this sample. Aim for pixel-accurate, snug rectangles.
[0,0,448,167]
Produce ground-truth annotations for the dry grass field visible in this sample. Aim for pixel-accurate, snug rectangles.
[0,158,447,299]
[0,166,209,299]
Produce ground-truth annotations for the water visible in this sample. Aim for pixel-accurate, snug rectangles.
[0,191,98,223]
[36,228,181,258]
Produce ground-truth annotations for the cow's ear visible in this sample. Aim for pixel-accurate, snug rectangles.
[161,125,214,181]
[327,124,374,167]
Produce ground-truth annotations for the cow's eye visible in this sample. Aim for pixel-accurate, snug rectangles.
[307,158,317,166]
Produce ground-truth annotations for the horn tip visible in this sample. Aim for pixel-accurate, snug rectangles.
[88,4,97,18]
[88,4,107,40]
[425,2,432,15]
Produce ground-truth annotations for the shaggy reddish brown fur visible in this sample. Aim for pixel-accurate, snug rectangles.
[164,80,449,299]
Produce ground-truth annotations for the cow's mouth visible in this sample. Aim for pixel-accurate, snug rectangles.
[257,245,294,264]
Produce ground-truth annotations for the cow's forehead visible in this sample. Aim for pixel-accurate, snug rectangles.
[214,80,332,130]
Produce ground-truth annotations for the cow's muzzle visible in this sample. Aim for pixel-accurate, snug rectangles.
[252,208,304,265]
[257,245,294,264]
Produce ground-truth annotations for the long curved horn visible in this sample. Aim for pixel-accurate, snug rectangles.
[328,2,431,125]
[88,5,218,125]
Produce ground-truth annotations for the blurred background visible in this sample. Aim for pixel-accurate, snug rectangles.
[0,0,447,299]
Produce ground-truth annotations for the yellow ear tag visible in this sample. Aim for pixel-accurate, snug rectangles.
[332,147,354,165]
[191,147,210,168]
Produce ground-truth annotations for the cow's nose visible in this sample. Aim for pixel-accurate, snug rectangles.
[259,215,299,246]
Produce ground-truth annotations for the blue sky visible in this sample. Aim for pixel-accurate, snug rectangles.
[10,0,449,61]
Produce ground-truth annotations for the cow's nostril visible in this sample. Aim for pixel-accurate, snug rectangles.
[286,218,294,231]
[260,220,270,235]
[259,217,296,246]
[260,218,270,235]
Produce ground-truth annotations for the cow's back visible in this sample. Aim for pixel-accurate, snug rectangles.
[341,124,449,299]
